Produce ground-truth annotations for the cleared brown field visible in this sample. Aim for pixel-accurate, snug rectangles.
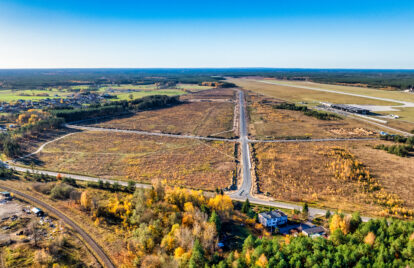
[27,131,236,191]
[89,102,236,138]
[229,78,399,106]
[248,99,381,140]
[253,140,414,217]
[180,88,236,101]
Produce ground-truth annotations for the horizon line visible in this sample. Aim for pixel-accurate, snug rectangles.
[0,67,414,71]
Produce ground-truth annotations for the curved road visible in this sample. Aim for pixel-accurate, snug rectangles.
[0,183,115,268]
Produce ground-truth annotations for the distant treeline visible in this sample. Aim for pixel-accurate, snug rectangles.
[380,134,414,145]
[51,95,180,122]
[0,68,413,90]
[274,103,341,120]
[374,144,413,157]
[376,134,414,157]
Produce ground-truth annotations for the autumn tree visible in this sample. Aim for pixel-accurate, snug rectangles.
[329,214,347,234]
[256,253,268,267]
[208,194,233,216]
[80,190,92,211]
[364,231,376,246]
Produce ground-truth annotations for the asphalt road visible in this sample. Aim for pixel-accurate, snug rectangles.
[0,183,115,268]
[229,90,252,199]
[3,162,151,190]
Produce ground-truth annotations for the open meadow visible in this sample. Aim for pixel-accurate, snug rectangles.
[0,89,70,102]
[89,101,236,138]
[24,131,237,191]
[110,89,185,100]
[101,83,213,91]
[252,140,414,218]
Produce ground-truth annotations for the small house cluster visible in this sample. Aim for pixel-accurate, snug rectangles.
[0,92,110,114]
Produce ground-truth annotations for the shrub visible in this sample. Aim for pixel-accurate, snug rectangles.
[50,183,77,200]
[274,103,340,120]
[33,183,55,195]
[374,144,412,157]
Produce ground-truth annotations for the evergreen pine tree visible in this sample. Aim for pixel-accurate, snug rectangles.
[189,239,205,268]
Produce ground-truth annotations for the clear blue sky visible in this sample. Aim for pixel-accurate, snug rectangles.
[1,0,414,68]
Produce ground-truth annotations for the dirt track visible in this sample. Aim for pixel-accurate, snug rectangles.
[0,183,115,268]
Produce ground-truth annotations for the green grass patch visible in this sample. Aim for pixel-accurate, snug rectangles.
[0,89,69,102]
[112,89,185,100]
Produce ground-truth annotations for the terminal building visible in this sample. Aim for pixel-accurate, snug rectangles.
[325,103,370,115]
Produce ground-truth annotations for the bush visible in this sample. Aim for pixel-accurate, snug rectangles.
[274,103,340,120]
[50,183,77,200]
[374,144,412,157]
[33,183,56,195]
[62,177,77,187]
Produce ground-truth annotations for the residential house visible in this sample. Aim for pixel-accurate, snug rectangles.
[258,210,288,227]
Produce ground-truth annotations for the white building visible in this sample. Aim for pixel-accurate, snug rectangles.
[258,210,288,227]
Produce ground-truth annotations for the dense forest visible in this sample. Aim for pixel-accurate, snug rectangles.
[224,218,414,268]
[0,69,413,90]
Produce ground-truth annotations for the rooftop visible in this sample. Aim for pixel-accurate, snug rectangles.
[303,226,325,235]
[259,210,287,220]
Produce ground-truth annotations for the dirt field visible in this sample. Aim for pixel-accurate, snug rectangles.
[0,197,98,267]
[180,88,236,101]
[229,78,399,106]
[253,140,414,217]
[247,97,381,139]
[88,101,236,138]
[27,131,236,191]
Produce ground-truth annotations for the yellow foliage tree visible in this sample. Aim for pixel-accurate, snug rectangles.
[256,254,268,267]
[174,247,185,259]
[208,194,233,215]
[364,232,376,246]
[184,202,195,213]
[80,191,92,210]
[329,214,348,234]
